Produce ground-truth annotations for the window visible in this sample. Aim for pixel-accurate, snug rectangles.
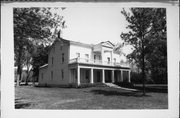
[52,57,54,66]
[85,54,89,62]
[60,42,64,50]
[114,58,116,63]
[98,55,101,60]
[41,73,43,80]
[62,53,64,63]
[51,71,53,80]
[76,53,80,58]
[94,55,96,60]
[94,55,96,63]
[61,69,64,80]
[107,57,110,64]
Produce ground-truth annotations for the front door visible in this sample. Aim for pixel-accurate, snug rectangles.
[97,71,100,82]
[105,70,111,82]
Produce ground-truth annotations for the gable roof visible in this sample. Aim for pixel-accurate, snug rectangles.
[100,41,115,48]
[56,38,93,48]
[49,38,116,54]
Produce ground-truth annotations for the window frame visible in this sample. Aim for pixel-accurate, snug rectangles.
[52,57,54,66]
[85,54,89,62]
[62,53,64,63]
[114,58,116,63]
[61,69,64,80]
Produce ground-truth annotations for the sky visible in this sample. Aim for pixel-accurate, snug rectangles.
[58,7,133,55]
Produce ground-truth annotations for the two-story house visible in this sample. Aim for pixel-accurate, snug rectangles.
[38,37,131,87]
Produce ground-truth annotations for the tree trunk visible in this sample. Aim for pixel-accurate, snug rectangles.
[16,46,23,86]
[16,74,20,86]
[19,71,22,85]
[25,71,29,85]
[142,39,146,96]
[25,78,28,85]
[17,65,22,86]
[32,77,35,86]
[142,55,146,95]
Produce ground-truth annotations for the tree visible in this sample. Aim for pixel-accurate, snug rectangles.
[23,41,34,85]
[31,45,50,83]
[14,8,65,86]
[121,8,167,95]
[145,9,167,84]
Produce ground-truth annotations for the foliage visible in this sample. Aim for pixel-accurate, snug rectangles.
[31,45,50,80]
[121,8,167,94]
[145,9,167,84]
[14,7,66,83]
[130,72,142,84]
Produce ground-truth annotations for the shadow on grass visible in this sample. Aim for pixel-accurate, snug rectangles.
[15,103,31,109]
[15,98,31,109]
[91,89,150,97]
[133,86,168,93]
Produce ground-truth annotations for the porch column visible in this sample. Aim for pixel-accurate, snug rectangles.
[121,70,123,82]
[90,68,94,84]
[102,69,105,83]
[128,70,131,82]
[77,66,80,86]
[111,51,113,66]
[112,70,114,83]
[101,49,104,64]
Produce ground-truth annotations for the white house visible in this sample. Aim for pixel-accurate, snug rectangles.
[38,37,131,87]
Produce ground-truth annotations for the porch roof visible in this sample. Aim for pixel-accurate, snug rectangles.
[39,64,48,69]
[68,62,130,70]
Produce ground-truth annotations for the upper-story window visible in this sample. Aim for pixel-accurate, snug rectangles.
[114,58,116,63]
[94,55,96,60]
[85,54,89,62]
[52,57,54,66]
[60,42,64,50]
[76,53,80,58]
[62,53,64,63]
[98,55,102,60]
[51,71,53,80]
[94,55,97,63]
[107,57,110,64]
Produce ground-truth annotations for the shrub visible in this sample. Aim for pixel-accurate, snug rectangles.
[130,72,142,84]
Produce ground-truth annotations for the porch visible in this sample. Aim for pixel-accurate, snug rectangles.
[69,64,131,86]
[69,58,130,68]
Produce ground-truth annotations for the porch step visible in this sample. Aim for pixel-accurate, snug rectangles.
[104,83,138,91]
[75,83,106,88]
[104,83,121,88]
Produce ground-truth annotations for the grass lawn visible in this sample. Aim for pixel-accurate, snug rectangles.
[15,86,168,109]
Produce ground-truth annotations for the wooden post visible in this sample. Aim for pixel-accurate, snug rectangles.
[102,69,105,83]
[128,70,131,82]
[77,67,80,86]
[121,70,123,82]
[112,70,114,83]
[90,68,94,84]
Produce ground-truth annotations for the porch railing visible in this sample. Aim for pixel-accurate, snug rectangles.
[69,58,130,67]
